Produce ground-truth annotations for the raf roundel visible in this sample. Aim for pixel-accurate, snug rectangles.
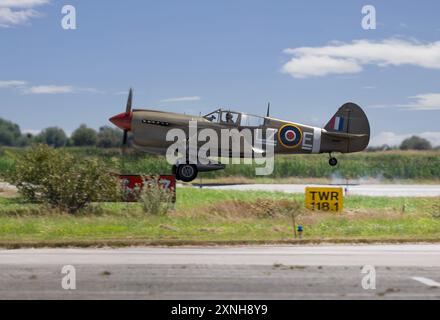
[278,124,303,148]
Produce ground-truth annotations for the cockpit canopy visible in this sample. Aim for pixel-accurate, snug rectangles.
[203,109,265,127]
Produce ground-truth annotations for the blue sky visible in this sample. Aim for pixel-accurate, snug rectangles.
[1,0,440,146]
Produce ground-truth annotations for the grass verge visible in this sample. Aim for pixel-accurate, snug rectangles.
[0,189,439,247]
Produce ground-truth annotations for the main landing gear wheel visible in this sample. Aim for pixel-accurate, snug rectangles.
[329,157,338,167]
[175,164,198,183]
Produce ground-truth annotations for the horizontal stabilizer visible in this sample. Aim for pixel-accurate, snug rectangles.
[324,131,369,139]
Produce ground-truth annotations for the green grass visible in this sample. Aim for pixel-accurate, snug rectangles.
[175,188,298,209]
[0,212,438,243]
[0,156,13,174]
[0,188,439,243]
[307,216,440,238]
[115,150,440,180]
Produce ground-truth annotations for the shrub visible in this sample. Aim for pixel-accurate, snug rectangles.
[97,126,123,148]
[71,124,98,147]
[35,127,68,148]
[4,145,121,213]
[0,118,22,146]
[139,177,174,215]
[400,136,432,150]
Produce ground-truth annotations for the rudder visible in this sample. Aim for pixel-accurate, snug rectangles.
[324,102,370,153]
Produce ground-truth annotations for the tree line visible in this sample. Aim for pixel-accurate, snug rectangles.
[0,117,436,150]
[367,136,436,151]
[0,117,124,148]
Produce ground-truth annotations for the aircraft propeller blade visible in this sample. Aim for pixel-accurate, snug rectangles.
[126,88,133,114]
[122,130,128,145]
[122,88,132,153]
[121,129,129,154]
[266,102,271,117]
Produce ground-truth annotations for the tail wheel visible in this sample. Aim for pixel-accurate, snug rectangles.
[176,164,198,182]
[329,157,338,167]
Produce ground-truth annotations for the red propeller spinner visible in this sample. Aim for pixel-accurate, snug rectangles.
[109,112,132,131]
[109,88,133,147]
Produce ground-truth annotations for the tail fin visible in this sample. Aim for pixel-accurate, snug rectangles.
[323,103,370,153]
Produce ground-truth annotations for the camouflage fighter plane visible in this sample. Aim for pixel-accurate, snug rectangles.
[110,89,370,182]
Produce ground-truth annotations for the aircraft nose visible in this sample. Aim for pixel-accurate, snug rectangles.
[109,112,132,131]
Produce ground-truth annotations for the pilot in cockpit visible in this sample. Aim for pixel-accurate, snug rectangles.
[225,112,234,124]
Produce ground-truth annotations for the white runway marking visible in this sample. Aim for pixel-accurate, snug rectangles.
[412,277,440,287]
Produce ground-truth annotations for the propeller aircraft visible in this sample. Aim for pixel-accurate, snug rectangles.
[110,89,370,182]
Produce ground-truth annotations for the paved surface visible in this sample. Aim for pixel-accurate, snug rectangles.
[197,184,440,197]
[1,245,440,299]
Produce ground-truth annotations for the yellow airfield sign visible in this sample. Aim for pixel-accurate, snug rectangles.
[305,187,344,213]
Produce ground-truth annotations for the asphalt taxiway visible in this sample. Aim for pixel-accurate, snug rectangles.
[0,245,439,299]
[198,184,440,197]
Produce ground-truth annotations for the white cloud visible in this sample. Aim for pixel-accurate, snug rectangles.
[282,55,362,78]
[0,0,49,8]
[0,0,49,27]
[0,80,27,88]
[370,132,408,147]
[25,85,75,94]
[114,91,130,96]
[399,93,440,110]
[418,132,440,146]
[78,87,105,94]
[0,81,101,95]
[282,39,440,78]
[0,7,38,26]
[370,131,440,147]
[160,96,201,103]
[368,93,440,111]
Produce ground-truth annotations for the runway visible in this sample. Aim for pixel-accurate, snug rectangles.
[1,245,439,299]
[197,184,440,197]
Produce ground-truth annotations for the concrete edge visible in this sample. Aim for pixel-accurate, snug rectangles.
[1,238,439,249]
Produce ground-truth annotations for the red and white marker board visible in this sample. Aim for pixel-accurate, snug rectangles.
[119,175,176,202]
